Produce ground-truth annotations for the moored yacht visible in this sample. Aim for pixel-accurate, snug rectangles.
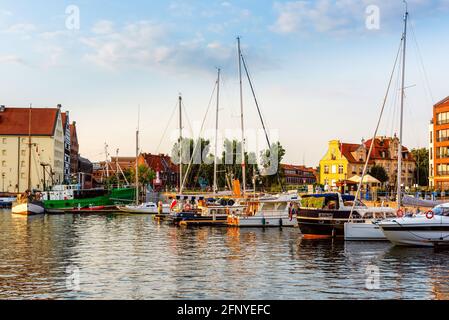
[297,193,394,239]
[227,193,299,227]
[118,202,170,214]
[378,204,449,247]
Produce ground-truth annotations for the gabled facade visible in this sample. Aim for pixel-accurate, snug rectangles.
[61,108,71,183]
[0,106,64,192]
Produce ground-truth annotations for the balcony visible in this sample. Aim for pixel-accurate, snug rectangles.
[437,119,449,125]
[437,171,449,176]
[437,136,449,143]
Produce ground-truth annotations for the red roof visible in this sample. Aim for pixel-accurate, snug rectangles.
[364,138,414,161]
[0,107,59,136]
[340,143,370,164]
[141,153,178,173]
[434,96,449,107]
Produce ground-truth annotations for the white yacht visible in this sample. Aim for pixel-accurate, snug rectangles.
[344,210,398,241]
[378,204,449,247]
[118,202,170,214]
[227,193,299,227]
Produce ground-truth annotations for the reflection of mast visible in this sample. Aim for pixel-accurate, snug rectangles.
[397,2,408,209]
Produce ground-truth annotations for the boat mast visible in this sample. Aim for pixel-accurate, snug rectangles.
[397,2,408,210]
[237,37,246,197]
[27,104,32,191]
[179,94,183,193]
[213,68,221,194]
[135,106,140,205]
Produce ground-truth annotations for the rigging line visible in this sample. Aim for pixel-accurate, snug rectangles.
[181,100,194,136]
[409,16,434,104]
[240,52,284,192]
[181,80,218,192]
[154,100,178,154]
[389,45,403,138]
[350,37,403,220]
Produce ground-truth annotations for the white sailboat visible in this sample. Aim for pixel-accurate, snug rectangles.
[345,3,410,240]
[12,105,45,216]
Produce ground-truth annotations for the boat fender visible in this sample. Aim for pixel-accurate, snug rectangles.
[279,218,283,227]
[397,209,404,218]
[426,210,434,220]
[262,218,266,226]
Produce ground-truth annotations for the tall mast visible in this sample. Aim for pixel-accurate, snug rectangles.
[397,2,408,209]
[237,37,246,196]
[135,106,140,205]
[179,95,183,193]
[27,104,32,191]
[104,143,109,179]
[214,68,221,194]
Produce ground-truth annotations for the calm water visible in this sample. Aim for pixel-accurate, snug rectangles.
[0,209,448,300]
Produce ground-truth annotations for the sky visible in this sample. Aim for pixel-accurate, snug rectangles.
[1,0,448,167]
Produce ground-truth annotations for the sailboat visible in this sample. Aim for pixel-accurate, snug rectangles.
[12,105,45,215]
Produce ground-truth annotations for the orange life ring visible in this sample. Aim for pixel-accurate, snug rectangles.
[426,210,434,220]
[397,209,404,218]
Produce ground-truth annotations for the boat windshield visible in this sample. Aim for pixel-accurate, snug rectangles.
[431,206,449,216]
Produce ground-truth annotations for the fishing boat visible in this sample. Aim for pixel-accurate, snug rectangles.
[42,184,136,210]
[11,105,45,216]
[227,193,299,227]
[297,193,394,239]
[118,202,170,214]
[378,204,449,247]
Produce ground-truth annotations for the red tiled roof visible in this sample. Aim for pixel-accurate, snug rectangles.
[0,107,59,136]
[364,138,414,161]
[434,96,449,107]
[340,143,369,164]
[61,112,67,126]
[141,153,179,173]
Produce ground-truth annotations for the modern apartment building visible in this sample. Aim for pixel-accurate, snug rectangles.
[430,96,449,189]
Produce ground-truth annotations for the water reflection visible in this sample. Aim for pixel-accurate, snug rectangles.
[0,210,448,300]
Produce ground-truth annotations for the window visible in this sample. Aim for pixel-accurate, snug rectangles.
[437,112,449,125]
[2,161,6,167]
[2,138,6,144]
[1,150,6,156]
[324,165,329,174]
[437,129,449,142]
[430,148,433,160]
[338,165,344,174]
[331,165,337,174]
[21,173,25,179]
[430,131,433,144]
[21,161,25,168]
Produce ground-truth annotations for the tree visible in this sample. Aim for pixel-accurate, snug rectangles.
[126,165,156,187]
[369,165,389,185]
[259,142,286,190]
[411,148,429,187]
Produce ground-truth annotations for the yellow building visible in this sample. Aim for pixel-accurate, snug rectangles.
[320,138,416,188]
[0,106,65,193]
[320,140,368,187]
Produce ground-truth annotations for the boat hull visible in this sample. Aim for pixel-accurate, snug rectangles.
[297,209,353,238]
[169,212,227,225]
[227,214,297,228]
[12,201,45,216]
[379,218,449,247]
[344,221,387,241]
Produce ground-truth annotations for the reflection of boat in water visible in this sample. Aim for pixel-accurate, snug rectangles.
[227,193,299,227]
[378,204,449,247]
[298,193,394,239]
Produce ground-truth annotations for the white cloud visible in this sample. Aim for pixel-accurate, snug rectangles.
[92,20,114,35]
[3,23,36,34]
[270,0,448,35]
[0,55,27,66]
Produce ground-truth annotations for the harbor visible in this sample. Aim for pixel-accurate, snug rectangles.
[1,1,449,303]
[1,209,448,300]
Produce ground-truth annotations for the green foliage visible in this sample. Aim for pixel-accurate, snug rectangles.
[125,165,156,187]
[259,141,286,189]
[411,148,429,186]
[369,165,389,184]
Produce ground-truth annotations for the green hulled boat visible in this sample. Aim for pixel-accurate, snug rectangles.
[43,186,136,210]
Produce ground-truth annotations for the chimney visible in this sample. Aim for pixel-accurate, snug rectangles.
[0,105,5,112]
[57,104,62,109]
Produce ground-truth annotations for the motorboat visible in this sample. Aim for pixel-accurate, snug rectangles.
[12,192,45,216]
[118,202,170,214]
[344,209,398,241]
[227,193,299,227]
[0,196,16,208]
[297,193,394,239]
[378,203,449,247]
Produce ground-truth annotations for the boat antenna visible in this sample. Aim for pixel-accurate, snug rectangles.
[237,37,247,197]
[213,68,221,195]
[397,1,408,209]
[135,105,140,205]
